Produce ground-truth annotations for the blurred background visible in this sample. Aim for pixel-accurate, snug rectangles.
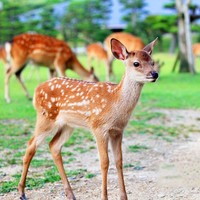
[0,0,200,72]
[0,0,200,76]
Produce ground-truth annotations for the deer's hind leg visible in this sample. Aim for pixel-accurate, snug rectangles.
[18,114,56,200]
[49,125,75,200]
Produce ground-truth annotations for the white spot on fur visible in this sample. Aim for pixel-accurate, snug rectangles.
[44,93,48,99]
[48,102,52,108]
[107,85,112,93]
[69,95,75,99]
[68,100,90,107]
[51,85,55,91]
[101,99,106,103]
[92,108,102,115]
[51,97,56,102]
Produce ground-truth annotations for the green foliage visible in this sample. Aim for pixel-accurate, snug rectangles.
[163,1,175,9]
[61,0,112,44]
[0,0,65,43]
[145,15,177,34]
[120,0,148,22]
[120,0,148,39]
[36,6,58,37]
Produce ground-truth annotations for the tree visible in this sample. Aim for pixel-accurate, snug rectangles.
[144,15,178,52]
[38,6,58,37]
[0,1,24,43]
[61,0,112,46]
[0,0,65,43]
[119,0,149,40]
[175,0,196,74]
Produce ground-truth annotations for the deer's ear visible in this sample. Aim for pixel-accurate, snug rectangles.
[143,37,158,55]
[111,38,129,60]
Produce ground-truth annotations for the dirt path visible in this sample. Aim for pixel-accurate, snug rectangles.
[1,109,200,200]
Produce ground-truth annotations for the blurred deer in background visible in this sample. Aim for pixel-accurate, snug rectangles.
[104,32,145,80]
[192,43,200,67]
[0,46,6,63]
[86,42,111,81]
[18,37,158,200]
[1,44,49,89]
[4,33,98,103]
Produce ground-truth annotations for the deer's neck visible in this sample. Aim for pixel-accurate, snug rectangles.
[72,56,90,78]
[115,71,143,115]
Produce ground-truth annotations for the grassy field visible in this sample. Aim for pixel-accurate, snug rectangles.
[0,53,199,120]
[0,52,200,194]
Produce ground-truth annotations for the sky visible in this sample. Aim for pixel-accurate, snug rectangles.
[107,0,200,27]
[147,0,200,14]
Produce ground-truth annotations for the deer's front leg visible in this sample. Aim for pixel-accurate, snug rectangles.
[18,136,37,200]
[110,132,127,200]
[95,132,109,200]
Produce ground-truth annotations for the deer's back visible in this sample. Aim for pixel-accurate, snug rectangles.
[87,43,108,60]
[11,33,74,66]
[104,32,144,53]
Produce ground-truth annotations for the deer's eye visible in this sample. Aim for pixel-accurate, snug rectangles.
[133,62,140,67]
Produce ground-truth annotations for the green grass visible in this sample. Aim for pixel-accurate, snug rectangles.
[128,144,149,152]
[142,73,200,109]
[0,167,92,193]
[0,53,199,120]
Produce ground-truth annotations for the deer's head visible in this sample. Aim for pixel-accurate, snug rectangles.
[111,38,158,83]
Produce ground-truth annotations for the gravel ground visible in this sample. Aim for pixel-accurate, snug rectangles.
[1,109,200,200]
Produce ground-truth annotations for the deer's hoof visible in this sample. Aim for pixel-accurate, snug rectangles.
[20,193,27,200]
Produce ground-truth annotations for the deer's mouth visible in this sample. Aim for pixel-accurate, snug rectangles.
[146,71,159,82]
[146,76,157,81]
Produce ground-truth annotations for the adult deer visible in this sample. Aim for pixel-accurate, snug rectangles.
[86,42,111,81]
[4,33,98,103]
[104,32,145,80]
[18,38,158,200]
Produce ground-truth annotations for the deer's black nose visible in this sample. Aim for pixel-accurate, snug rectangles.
[151,71,158,79]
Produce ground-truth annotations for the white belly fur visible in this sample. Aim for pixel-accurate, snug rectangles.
[55,110,89,129]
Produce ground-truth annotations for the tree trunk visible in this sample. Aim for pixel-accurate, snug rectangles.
[179,52,190,72]
[169,33,177,54]
[184,2,196,74]
[175,0,196,74]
